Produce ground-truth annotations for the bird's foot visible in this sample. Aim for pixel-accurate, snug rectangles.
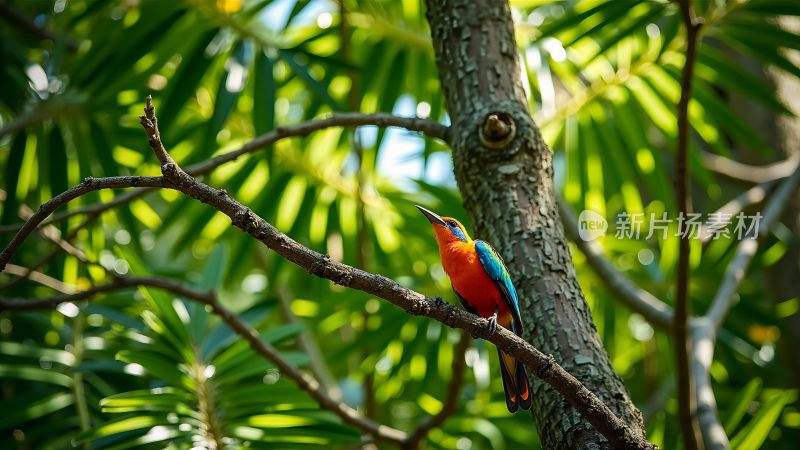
[433,296,445,307]
[486,312,498,336]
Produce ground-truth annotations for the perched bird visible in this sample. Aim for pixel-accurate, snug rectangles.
[416,205,531,413]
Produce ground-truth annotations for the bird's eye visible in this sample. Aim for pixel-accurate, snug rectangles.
[447,220,458,228]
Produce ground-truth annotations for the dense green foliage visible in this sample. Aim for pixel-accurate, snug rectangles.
[1,0,799,449]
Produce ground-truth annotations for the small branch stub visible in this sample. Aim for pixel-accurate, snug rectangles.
[479,112,516,149]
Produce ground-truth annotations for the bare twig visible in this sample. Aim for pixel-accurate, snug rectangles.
[0,112,448,234]
[0,0,80,52]
[3,205,107,291]
[558,198,674,329]
[0,275,196,311]
[699,180,780,244]
[2,263,78,294]
[674,1,703,448]
[706,164,800,330]
[0,274,409,444]
[702,151,800,185]
[404,330,471,450]
[690,318,728,450]
[201,287,410,444]
[0,176,164,272]
[0,212,102,291]
[0,188,149,234]
[20,204,93,265]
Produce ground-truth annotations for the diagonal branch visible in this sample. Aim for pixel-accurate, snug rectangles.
[701,151,800,185]
[2,263,78,294]
[20,204,94,266]
[0,0,80,52]
[0,212,103,291]
[0,274,409,444]
[136,97,656,450]
[558,198,674,329]
[0,204,107,292]
[0,176,164,272]
[691,318,727,450]
[706,162,800,331]
[699,179,781,244]
[403,330,471,450]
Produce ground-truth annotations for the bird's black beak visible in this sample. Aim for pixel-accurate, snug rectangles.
[415,205,447,226]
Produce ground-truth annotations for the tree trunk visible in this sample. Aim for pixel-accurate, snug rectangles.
[424,1,647,448]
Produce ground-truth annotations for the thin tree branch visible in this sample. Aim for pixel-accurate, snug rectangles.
[706,163,800,330]
[690,318,728,450]
[404,330,470,450]
[0,275,191,311]
[701,151,800,185]
[3,205,107,292]
[0,0,80,52]
[188,112,449,176]
[699,180,780,244]
[559,163,794,328]
[0,108,49,140]
[0,112,449,234]
[20,204,93,265]
[0,274,409,444]
[0,176,165,272]
[0,188,150,234]
[558,198,674,329]
[674,0,703,448]
[2,263,78,294]
[0,212,103,291]
[202,288,410,444]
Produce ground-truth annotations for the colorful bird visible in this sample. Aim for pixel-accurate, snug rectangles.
[416,205,532,413]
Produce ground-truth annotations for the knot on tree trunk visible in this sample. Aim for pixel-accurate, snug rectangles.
[454,101,541,164]
[480,111,516,149]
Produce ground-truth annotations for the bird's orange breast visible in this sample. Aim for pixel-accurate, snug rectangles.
[439,241,508,318]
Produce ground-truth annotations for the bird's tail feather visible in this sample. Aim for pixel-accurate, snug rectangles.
[497,349,532,413]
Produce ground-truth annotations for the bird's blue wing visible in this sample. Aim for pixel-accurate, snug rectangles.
[475,240,523,334]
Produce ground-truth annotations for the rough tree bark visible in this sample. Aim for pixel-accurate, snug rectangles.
[424,1,647,448]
